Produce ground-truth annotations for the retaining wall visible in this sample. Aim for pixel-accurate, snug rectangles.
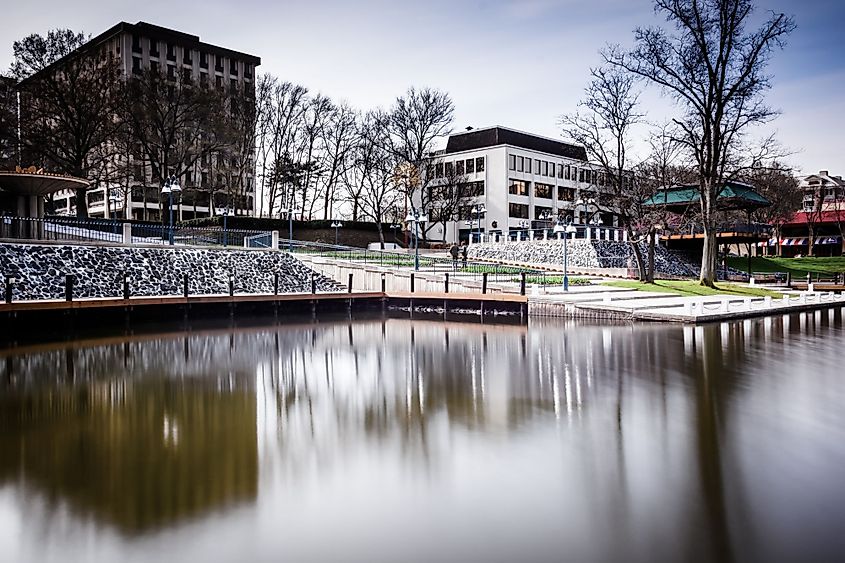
[0,242,341,301]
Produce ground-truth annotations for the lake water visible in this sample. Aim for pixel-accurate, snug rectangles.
[1,311,845,563]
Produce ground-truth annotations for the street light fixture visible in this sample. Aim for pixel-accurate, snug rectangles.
[331,221,343,246]
[553,219,578,291]
[404,208,428,271]
[160,175,182,245]
[221,207,230,247]
[470,204,486,244]
[390,223,402,246]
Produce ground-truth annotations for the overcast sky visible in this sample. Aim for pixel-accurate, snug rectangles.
[1,0,843,175]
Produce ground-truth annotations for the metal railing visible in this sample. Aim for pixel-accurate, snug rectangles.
[0,216,272,249]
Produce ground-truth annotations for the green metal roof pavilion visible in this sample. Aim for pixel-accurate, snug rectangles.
[642,181,770,211]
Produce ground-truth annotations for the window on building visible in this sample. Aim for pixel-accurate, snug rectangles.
[557,163,564,179]
[557,186,575,202]
[183,48,192,65]
[534,182,553,199]
[508,203,529,219]
[215,55,224,71]
[509,154,516,170]
[534,159,540,174]
[458,181,485,198]
[230,78,238,93]
[244,64,253,78]
[167,65,176,81]
[182,68,192,82]
[215,75,223,88]
[132,57,142,75]
[435,162,443,178]
[200,52,208,68]
[230,59,238,75]
[445,161,454,176]
[476,157,484,172]
[565,165,571,180]
[150,60,160,74]
[167,43,176,61]
[509,179,529,196]
[517,156,524,172]
[132,35,142,53]
[201,172,208,187]
[456,160,464,176]
[465,158,474,174]
[149,40,159,58]
[534,206,552,220]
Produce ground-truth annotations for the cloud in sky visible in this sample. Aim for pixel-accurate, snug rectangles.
[1,0,842,174]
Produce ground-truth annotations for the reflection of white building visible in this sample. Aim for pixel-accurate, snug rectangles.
[420,126,619,243]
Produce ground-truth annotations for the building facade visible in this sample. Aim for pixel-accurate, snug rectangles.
[778,170,845,256]
[421,126,619,243]
[21,21,260,221]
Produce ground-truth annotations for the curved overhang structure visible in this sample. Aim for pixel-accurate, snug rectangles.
[0,170,89,197]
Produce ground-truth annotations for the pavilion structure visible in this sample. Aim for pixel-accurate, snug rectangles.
[0,166,89,239]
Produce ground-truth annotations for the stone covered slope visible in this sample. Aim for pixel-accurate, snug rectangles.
[0,243,342,301]
[469,239,698,278]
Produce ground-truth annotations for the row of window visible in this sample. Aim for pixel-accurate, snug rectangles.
[427,181,485,202]
[509,179,612,204]
[432,157,485,179]
[507,203,615,224]
[508,155,631,187]
[131,35,253,77]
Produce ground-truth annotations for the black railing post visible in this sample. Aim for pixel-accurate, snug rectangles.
[520,272,526,296]
[4,276,13,304]
[311,273,316,294]
[274,272,280,295]
[410,273,415,293]
[123,273,130,300]
[786,271,792,287]
[65,274,74,302]
[482,272,488,294]
[228,275,234,297]
[381,273,386,293]
[445,273,449,294]
[347,273,353,293]
[183,273,189,298]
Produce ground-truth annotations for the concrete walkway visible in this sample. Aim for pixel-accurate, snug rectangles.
[527,283,845,322]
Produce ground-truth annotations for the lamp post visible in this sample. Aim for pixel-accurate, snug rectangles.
[390,223,402,246]
[554,220,578,291]
[404,208,428,271]
[518,219,529,241]
[160,175,181,245]
[222,207,229,247]
[470,204,486,243]
[285,206,301,252]
[331,221,343,246]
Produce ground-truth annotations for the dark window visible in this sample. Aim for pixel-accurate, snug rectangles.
[445,161,454,176]
[150,60,160,74]
[517,156,524,172]
[132,57,142,75]
[167,43,176,61]
[542,161,548,176]
[557,163,564,178]
[215,55,224,71]
[167,65,176,81]
[201,172,208,187]
[215,75,223,88]
[149,40,159,58]
[509,179,528,196]
[230,59,238,75]
[182,68,192,82]
[230,78,238,93]
[508,203,529,219]
[476,157,485,172]
[565,165,571,180]
[465,158,474,174]
[183,48,192,65]
[200,52,208,68]
[534,159,540,174]
[461,181,484,197]
[509,154,516,171]
[132,35,142,53]
[456,160,464,175]
[534,206,552,220]
[244,64,253,78]
[557,186,575,201]
[435,163,443,178]
[534,182,552,199]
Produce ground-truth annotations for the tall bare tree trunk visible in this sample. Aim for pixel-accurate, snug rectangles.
[647,229,656,283]
[701,227,718,286]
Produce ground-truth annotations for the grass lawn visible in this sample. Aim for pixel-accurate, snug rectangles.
[727,256,845,277]
[603,279,786,298]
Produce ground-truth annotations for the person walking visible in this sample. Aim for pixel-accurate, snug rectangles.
[460,241,468,269]
[449,242,459,270]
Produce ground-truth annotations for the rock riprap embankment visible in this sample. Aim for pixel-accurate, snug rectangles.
[0,242,342,301]
[468,239,699,277]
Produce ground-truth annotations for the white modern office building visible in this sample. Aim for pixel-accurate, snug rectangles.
[420,126,619,243]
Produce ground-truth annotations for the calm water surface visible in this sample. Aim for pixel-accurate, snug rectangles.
[2,311,845,563]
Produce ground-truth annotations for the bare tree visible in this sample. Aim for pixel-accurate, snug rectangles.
[381,87,454,239]
[125,68,230,222]
[317,102,356,220]
[560,66,647,279]
[744,163,799,257]
[425,158,474,242]
[606,0,796,285]
[14,28,124,217]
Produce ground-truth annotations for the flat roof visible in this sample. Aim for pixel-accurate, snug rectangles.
[445,126,588,161]
[19,21,261,87]
[0,170,89,196]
